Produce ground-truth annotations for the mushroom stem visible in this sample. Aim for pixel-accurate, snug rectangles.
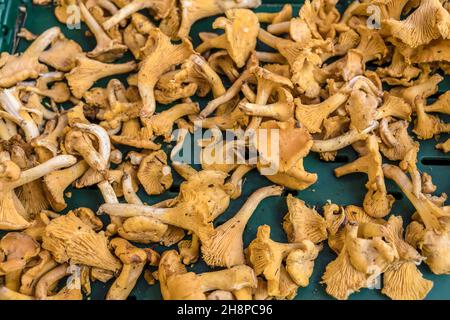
[198,266,257,292]
[0,89,40,141]
[257,28,281,49]
[267,21,290,34]
[98,203,171,218]
[383,164,446,233]
[23,27,61,58]
[225,164,254,199]
[255,51,286,64]
[123,172,142,205]
[103,0,172,30]
[200,66,255,118]
[10,155,77,189]
[0,286,34,300]
[73,123,111,172]
[190,54,225,97]
[35,263,70,300]
[311,122,378,153]
[79,1,127,61]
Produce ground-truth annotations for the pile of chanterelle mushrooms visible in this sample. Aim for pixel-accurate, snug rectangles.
[0,0,448,300]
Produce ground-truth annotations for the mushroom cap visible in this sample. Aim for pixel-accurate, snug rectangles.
[255,120,313,173]
[137,150,173,195]
[0,232,40,262]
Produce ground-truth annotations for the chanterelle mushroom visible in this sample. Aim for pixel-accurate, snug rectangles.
[99,168,230,243]
[138,29,193,117]
[322,222,398,300]
[177,0,261,38]
[106,238,147,300]
[247,225,307,297]
[0,155,77,229]
[137,150,173,195]
[383,164,450,275]
[0,27,60,87]
[334,135,394,218]
[196,9,259,68]
[283,194,327,244]
[384,0,450,48]
[66,55,136,99]
[1,232,40,291]
[202,185,283,268]
[254,120,317,190]
[166,265,257,300]
[42,211,122,273]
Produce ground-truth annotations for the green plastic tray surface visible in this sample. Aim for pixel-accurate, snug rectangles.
[0,0,449,300]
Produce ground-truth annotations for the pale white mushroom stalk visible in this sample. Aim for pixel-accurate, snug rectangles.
[0,89,40,141]
[311,121,379,153]
[98,180,123,234]
[123,171,142,205]
[103,0,172,29]
[73,123,111,173]
[9,155,77,189]
[201,185,283,267]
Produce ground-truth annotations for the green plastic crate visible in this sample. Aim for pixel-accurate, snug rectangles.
[0,0,449,300]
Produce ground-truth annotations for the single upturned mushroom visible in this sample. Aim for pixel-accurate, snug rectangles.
[295,92,348,133]
[165,265,257,300]
[0,27,61,87]
[201,185,283,268]
[334,135,394,218]
[283,194,327,244]
[106,238,148,300]
[66,55,136,99]
[137,150,173,195]
[42,211,122,273]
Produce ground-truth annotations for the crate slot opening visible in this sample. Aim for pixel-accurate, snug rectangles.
[421,157,450,166]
